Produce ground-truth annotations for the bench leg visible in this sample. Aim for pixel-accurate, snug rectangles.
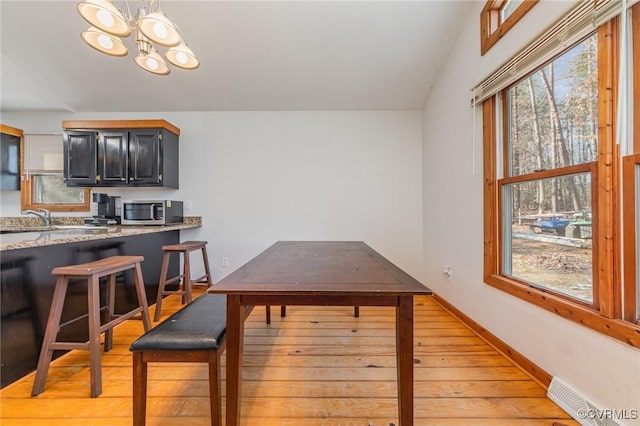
[154,252,171,322]
[104,273,116,352]
[132,352,147,426]
[208,350,222,426]
[87,274,103,398]
[132,263,151,332]
[201,245,213,287]
[31,276,69,396]
[183,251,192,305]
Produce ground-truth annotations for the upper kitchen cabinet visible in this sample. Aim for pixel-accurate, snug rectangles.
[0,124,23,190]
[62,120,179,188]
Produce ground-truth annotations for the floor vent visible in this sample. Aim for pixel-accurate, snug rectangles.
[547,377,620,426]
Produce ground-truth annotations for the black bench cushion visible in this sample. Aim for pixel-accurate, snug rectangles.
[129,294,226,352]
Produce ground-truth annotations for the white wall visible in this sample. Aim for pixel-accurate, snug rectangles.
[421,1,640,423]
[0,110,423,282]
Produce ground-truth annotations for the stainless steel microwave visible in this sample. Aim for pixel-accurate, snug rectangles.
[121,200,183,225]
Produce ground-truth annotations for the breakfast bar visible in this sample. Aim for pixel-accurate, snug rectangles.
[0,220,201,388]
[209,240,432,426]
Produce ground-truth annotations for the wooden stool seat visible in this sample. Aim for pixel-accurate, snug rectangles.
[154,241,212,321]
[31,255,151,398]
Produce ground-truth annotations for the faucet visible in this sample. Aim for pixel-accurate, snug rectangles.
[22,208,51,227]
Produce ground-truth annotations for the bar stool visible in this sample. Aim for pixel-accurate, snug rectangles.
[153,241,213,321]
[31,255,151,398]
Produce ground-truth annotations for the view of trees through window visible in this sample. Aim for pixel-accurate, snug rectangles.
[33,175,85,204]
[502,34,597,303]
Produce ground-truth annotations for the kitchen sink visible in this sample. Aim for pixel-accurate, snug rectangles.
[0,226,55,234]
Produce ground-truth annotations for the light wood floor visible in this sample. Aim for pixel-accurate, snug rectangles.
[0,291,578,425]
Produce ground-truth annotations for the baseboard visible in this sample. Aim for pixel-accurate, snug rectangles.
[432,293,552,389]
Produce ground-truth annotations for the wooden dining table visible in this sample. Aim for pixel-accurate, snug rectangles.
[208,240,432,426]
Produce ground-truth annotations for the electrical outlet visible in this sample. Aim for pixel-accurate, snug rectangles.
[184,200,193,210]
[221,256,229,268]
[443,266,452,282]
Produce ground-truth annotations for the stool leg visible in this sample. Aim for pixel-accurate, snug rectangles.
[132,263,152,332]
[201,245,213,287]
[208,350,222,426]
[87,274,103,398]
[281,306,287,317]
[104,273,116,352]
[354,306,360,317]
[132,352,147,426]
[154,252,171,322]
[31,276,69,396]
[265,305,271,324]
[183,251,192,305]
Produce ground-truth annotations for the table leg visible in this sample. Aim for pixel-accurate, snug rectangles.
[226,294,244,426]
[396,295,414,425]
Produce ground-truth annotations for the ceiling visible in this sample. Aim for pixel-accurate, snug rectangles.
[0,1,471,113]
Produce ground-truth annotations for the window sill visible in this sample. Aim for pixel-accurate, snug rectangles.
[485,274,640,349]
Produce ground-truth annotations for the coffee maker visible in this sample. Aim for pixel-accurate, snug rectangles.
[85,193,121,226]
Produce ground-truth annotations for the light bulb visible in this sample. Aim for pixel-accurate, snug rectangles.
[153,22,168,39]
[175,51,188,64]
[146,57,159,71]
[96,9,114,27]
[97,33,113,49]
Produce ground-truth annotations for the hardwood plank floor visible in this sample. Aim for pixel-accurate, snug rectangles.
[0,292,578,425]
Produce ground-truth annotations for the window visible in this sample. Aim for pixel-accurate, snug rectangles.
[623,155,640,324]
[480,0,538,55]
[621,2,640,325]
[503,35,597,304]
[483,4,640,348]
[21,134,89,212]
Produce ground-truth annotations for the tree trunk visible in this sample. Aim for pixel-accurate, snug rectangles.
[538,67,581,212]
[527,77,546,216]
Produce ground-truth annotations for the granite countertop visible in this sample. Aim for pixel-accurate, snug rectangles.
[0,217,202,251]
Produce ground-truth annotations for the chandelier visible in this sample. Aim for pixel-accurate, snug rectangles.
[77,0,199,75]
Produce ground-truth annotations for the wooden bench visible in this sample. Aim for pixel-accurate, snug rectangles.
[129,294,251,426]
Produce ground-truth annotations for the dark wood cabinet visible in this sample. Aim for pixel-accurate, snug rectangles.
[0,124,22,190]
[99,131,128,184]
[64,130,98,185]
[62,120,179,188]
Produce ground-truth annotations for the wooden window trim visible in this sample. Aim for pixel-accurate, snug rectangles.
[621,2,640,324]
[19,177,91,212]
[622,154,640,324]
[483,17,640,348]
[481,0,539,56]
[596,18,619,319]
[635,2,640,154]
[19,134,90,213]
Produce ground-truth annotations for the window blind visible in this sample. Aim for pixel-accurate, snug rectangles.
[24,134,63,174]
[472,0,634,106]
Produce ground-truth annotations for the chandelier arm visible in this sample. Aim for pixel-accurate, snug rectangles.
[122,0,134,23]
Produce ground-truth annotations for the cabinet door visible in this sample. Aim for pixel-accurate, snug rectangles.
[0,132,20,190]
[64,131,97,185]
[128,129,162,185]
[98,131,128,185]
